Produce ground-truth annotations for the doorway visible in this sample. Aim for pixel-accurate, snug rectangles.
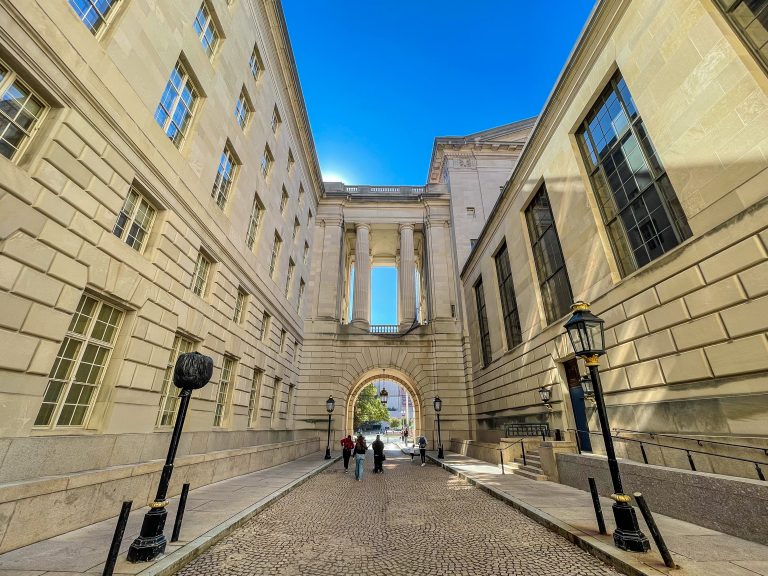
[564,359,592,452]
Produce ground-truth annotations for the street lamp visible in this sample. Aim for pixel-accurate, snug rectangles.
[324,395,335,460]
[564,301,649,552]
[433,396,444,459]
[538,386,553,410]
[580,373,596,402]
[127,352,213,562]
[380,387,389,405]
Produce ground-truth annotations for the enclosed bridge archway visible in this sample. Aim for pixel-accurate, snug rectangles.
[345,368,423,438]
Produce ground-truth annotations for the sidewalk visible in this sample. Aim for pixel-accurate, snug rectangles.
[0,452,339,576]
[429,450,768,576]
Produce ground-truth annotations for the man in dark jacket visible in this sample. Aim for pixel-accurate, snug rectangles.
[372,435,385,473]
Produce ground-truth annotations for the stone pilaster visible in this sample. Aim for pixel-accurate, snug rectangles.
[352,223,371,327]
[315,218,344,320]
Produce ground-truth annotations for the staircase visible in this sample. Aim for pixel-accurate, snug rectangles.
[509,447,548,481]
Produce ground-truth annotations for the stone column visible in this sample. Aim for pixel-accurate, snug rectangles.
[352,223,370,327]
[425,219,453,319]
[399,223,416,328]
[315,218,343,320]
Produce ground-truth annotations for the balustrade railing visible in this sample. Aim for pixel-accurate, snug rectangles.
[369,324,399,334]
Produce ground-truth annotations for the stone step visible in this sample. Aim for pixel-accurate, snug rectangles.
[500,462,521,474]
[513,468,548,481]
[519,464,545,475]
[514,456,540,466]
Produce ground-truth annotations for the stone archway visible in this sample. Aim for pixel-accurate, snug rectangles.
[344,368,423,438]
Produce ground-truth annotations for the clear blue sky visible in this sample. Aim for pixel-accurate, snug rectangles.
[283,1,597,185]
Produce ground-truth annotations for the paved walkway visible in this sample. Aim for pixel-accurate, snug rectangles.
[0,452,334,576]
[177,445,620,576]
[429,450,768,576]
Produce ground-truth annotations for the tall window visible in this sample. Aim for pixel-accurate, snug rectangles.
[191,252,211,296]
[298,279,305,311]
[193,2,220,58]
[280,187,289,214]
[287,149,295,172]
[270,232,282,277]
[303,241,309,264]
[68,0,120,34]
[715,0,768,69]
[261,312,271,343]
[157,335,194,427]
[155,60,198,148]
[271,377,282,422]
[280,329,287,353]
[213,356,235,426]
[474,279,492,368]
[261,145,273,178]
[113,186,156,252]
[249,44,263,79]
[248,368,263,426]
[287,384,296,417]
[293,218,300,241]
[271,105,281,133]
[495,242,522,349]
[285,259,295,296]
[246,192,264,250]
[578,72,691,277]
[298,184,305,205]
[34,295,123,428]
[234,89,252,129]
[525,185,573,324]
[211,146,237,209]
[0,60,47,161]
[234,289,247,323]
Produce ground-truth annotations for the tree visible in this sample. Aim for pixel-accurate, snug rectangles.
[353,383,389,430]
[389,417,401,429]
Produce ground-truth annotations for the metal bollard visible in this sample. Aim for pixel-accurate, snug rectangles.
[498,448,505,475]
[587,478,606,535]
[634,492,676,568]
[521,441,527,466]
[171,483,190,543]
[103,501,132,576]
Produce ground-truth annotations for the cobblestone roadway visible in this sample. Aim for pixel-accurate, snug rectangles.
[177,448,619,576]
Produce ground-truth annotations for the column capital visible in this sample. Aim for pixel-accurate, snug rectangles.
[398,223,415,232]
[355,222,371,231]
[320,217,344,228]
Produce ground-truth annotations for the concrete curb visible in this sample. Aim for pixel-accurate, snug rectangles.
[138,455,342,576]
[427,454,668,576]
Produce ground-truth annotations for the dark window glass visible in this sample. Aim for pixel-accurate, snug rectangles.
[577,72,692,277]
[474,278,492,367]
[495,242,522,349]
[716,0,768,70]
[525,186,574,324]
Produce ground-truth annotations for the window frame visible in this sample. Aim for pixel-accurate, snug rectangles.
[474,278,492,368]
[245,192,264,250]
[713,0,768,73]
[156,334,195,427]
[247,367,263,427]
[0,59,49,163]
[213,355,236,427]
[271,105,282,133]
[494,241,523,350]
[285,259,295,297]
[525,185,574,325]
[191,251,212,297]
[270,232,282,278]
[234,288,248,324]
[261,312,271,343]
[298,278,305,311]
[112,185,157,253]
[193,1,221,59]
[154,60,199,149]
[234,88,253,130]
[261,145,273,178]
[34,295,124,429]
[211,145,238,209]
[68,0,121,36]
[249,44,264,80]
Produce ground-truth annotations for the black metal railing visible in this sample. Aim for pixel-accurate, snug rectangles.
[497,438,527,474]
[569,428,767,481]
[504,422,550,439]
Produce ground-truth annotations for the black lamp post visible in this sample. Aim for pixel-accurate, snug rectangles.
[580,373,596,402]
[127,352,213,562]
[324,395,335,459]
[538,386,553,410]
[564,302,649,552]
[380,387,389,406]
[434,396,444,459]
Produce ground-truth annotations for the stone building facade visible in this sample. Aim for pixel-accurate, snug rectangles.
[461,0,768,449]
[0,0,323,550]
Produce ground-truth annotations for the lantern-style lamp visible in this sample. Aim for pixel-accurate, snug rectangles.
[580,374,595,398]
[433,396,442,412]
[326,396,335,413]
[433,396,444,458]
[380,387,389,405]
[563,301,606,362]
[324,396,335,459]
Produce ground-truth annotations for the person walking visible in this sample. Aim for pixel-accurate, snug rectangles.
[417,434,428,466]
[353,434,367,481]
[340,435,354,473]
[372,434,385,473]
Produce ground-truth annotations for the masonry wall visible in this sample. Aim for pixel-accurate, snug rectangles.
[0,0,322,537]
[461,0,768,444]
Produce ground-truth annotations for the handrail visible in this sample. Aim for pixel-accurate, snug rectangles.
[568,428,766,482]
[612,427,768,456]
[497,438,527,472]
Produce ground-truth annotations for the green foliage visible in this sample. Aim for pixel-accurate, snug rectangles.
[353,384,390,430]
[389,417,401,429]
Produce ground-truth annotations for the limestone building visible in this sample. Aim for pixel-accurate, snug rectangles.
[0,0,767,554]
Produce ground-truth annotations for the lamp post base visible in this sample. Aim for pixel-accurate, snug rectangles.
[437,446,444,459]
[127,507,168,562]
[324,448,331,460]
[612,501,650,552]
